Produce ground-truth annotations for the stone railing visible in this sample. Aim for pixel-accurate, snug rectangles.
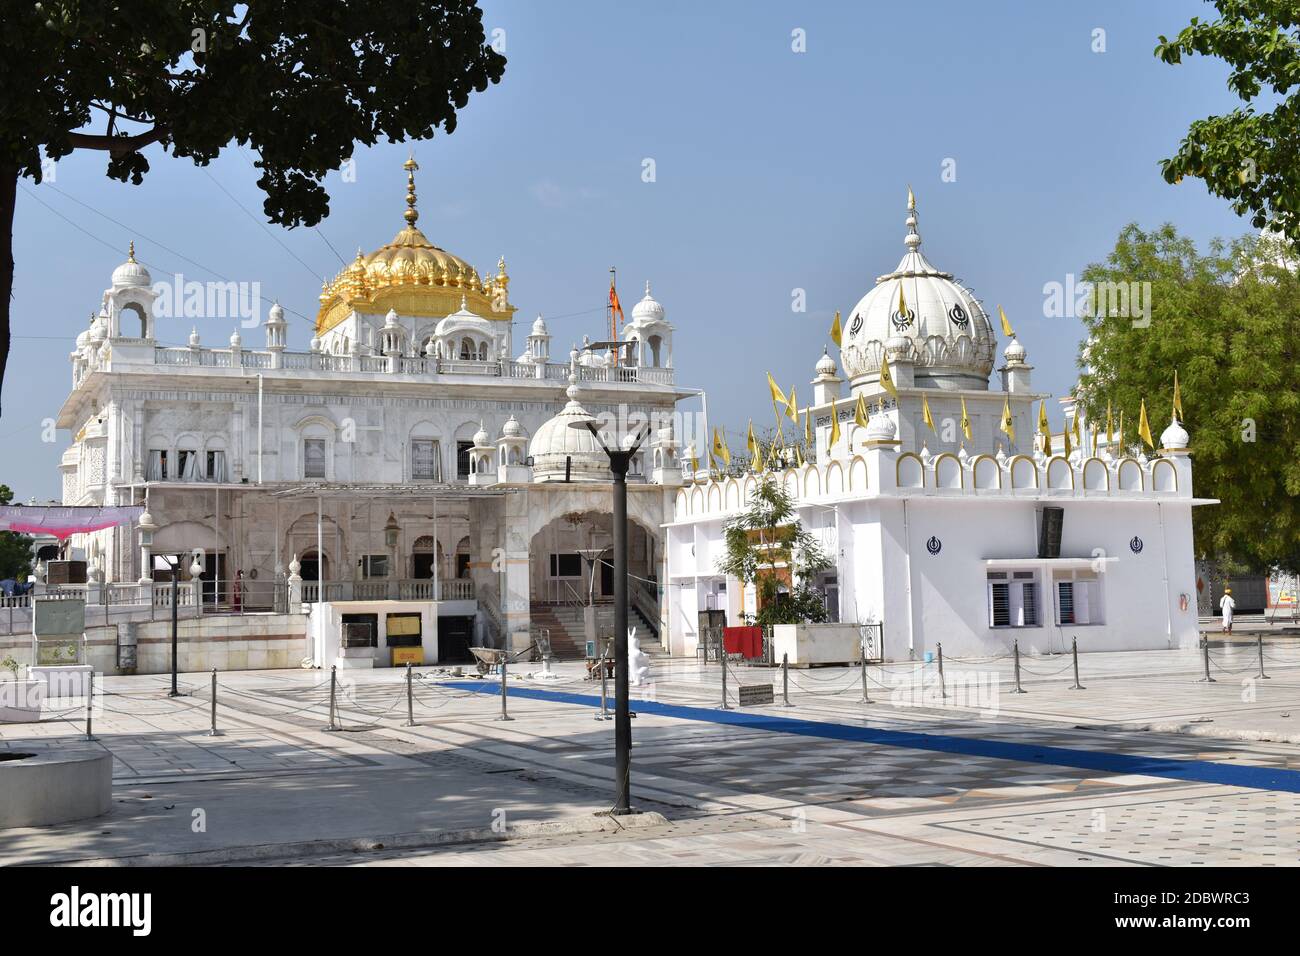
[147,345,675,385]
[299,578,475,603]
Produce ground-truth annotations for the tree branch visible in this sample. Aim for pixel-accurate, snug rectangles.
[65,127,167,157]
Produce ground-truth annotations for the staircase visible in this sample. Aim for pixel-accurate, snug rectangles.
[530,601,667,660]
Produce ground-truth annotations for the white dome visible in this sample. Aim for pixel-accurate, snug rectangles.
[434,297,493,338]
[1003,337,1027,364]
[268,301,285,324]
[229,329,242,348]
[631,281,665,323]
[188,327,201,347]
[841,194,996,391]
[528,382,611,481]
[530,314,549,336]
[1160,418,1189,450]
[502,414,523,438]
[112,243,151,288]
[473,422,490,446]
[815,348,837,377]
[865,410,897,442]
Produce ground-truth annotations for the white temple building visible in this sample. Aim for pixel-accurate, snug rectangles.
[52,160,688,667]
[666,194,1210,659]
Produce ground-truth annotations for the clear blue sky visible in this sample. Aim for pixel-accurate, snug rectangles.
[4,0,1249,500]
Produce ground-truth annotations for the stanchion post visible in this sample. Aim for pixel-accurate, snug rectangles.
[84,668,95,741]
[936,642,947,699]
[404,661,416,726]
[1069,637,1086,690]
[1257,633,1270,680]
[1011,640,1027,694]
[497,652,513,721]
[207,667,222,736]
[596,641,610,720]
[719,643,731,710]
[1198,634,1216,683]
[324,665,340,731]
[782,652,793,707]
[861,635,873,704]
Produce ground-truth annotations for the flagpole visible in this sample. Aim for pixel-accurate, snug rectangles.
[608,266,617,368]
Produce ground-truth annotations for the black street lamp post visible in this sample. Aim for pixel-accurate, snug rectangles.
[571,413,648,816]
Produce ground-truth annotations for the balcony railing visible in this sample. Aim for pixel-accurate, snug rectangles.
[149,346,674,385]
[301,578,475,603]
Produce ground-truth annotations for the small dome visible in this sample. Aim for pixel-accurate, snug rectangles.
[384,308,399,328]
[89,310,108,343]
[631,281,665,323]
[268,301,285,324]
[865,409,897,442]
[1003,337,1026,363]
[309,335,321,352]
[188,327,201,348]
[473,421,490,446]
[502,414,522,438]
[434,297,492,338]
[229,329,242,348]
[528,381,611,481]
[1160,418,1189,450]
[815,349,837,377]
[531,314,549,336]
[112,242,151,288]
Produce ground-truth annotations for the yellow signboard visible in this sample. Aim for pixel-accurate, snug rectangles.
[391,647,424,666]
[386,614,421,637]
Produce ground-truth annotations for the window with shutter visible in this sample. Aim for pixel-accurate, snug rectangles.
[990,582,1011,626]
[1058,581,1075,624]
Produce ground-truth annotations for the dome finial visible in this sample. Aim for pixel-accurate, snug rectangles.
[402,153,420,226]
[127,240,136,262]
[904,187,921,250]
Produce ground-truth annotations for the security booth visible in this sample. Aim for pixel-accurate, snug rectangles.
[315,600,438,669]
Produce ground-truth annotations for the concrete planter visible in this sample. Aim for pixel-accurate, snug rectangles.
[0,750,112,828]
[0,680,45,722]
[28,664,93,697]
[771,623,865,667]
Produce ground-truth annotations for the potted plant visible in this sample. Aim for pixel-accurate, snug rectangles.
[0,653,43,723]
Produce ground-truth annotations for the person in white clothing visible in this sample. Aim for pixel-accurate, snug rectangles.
[1220,588,1236,635]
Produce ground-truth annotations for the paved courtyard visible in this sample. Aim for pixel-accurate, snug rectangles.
[4,639,1300,866]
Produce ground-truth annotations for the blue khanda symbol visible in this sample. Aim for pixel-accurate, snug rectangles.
[1129,536,1144,554]
[926,535,942,555]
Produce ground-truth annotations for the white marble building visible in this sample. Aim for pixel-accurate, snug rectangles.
[666,195,1211,659]
[56,161,688,664]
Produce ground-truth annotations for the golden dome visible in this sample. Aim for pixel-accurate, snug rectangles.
[315,157,513,335]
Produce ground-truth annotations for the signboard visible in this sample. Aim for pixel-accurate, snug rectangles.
[33,598,85,638]
[738,683,775,707]
[386,614,422,637]
[1267,575,1297,608]
[391,647,424,666]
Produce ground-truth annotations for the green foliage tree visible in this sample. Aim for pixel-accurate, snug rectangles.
[0,1,507,413]
[715,475,832,627]
[1156,1,1300,242]
[0,485,34,581]
[1075,223,1300,574]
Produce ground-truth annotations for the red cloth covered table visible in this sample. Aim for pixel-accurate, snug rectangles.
[723,626,763,658]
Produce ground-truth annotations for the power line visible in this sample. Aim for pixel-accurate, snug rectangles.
[201,167,322,282]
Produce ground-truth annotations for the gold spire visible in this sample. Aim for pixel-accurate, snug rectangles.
[127,240,136,262]
[403,153,420,225]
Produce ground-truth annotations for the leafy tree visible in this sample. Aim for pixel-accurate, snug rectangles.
[0,485,34,581]
[0,1,506,414]
[715,475,832,627]
[1156,1,1300,243]
[1074,223,1300,575]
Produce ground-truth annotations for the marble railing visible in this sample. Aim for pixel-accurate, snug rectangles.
[144,346,676,385]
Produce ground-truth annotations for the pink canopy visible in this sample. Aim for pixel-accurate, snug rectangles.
[0,505,144,540]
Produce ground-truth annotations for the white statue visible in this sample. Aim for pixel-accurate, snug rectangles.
[628,627,650,687]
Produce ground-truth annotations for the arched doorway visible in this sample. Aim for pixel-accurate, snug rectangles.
[411,535,443,580]
[529,511,656,604]
[299,550,329,582]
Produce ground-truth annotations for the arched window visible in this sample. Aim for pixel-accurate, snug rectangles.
[478,341,489,361]
[460,337,475,360]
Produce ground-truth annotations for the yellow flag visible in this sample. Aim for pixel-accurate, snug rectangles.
[1000,396,1015,444]
[766,372,788,411]
[1172,370,1184,420]
[854,392,870,429]
[1071,409,1082,447]
[1062,423,1072,458]
[690,447,699,474]
[786,385,798,422]
[897,283,908,319]
[805,409,814,448]
[907,184,915,209]
[1105,399,1114,446]
[879,352,899,398]
[794,444,804,467]
[960,396,972,441]
[830,310,842,347]
[828,399,841,448]
[1117,409,1125,451]
[712,427,730,468]
[1037,400,1051,443]
[998,305,1014,338]
[1091,426,1098,456]
[747,420,761,471]
[922,392,935,432]
[1138,399,1154,449]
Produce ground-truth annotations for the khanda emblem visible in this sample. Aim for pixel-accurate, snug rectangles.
[891,305,914,332]
[948,303,969,328]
